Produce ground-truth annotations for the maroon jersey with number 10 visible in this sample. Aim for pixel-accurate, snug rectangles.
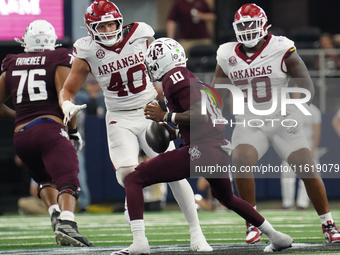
[161,66,226,146]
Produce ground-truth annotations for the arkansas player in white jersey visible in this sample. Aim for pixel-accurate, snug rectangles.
[73,22,157,111]
[212,3,340,245]
[59,0,212,252]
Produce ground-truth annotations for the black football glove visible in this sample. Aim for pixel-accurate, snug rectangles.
[68,127,84,151]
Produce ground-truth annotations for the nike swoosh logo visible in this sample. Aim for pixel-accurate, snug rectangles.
[261,55,268,58]
[129,39,138,45]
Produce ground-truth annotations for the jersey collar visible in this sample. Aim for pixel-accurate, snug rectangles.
[235,34,272,65]
[98,23,139,54]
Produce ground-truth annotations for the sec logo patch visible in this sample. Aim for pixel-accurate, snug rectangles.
[229,56,237,66]
[96,49,105,59]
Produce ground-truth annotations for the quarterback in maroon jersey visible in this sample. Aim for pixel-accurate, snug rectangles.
[110,37,293,255]
[0,20,92,247]
[212,3,340,244]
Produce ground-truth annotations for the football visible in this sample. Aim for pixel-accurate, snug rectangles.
[145,122,170,153]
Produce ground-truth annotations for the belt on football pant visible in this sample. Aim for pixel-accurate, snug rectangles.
[18,117,56,132]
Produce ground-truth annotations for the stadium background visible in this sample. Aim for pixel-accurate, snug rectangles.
[0,0,340,213]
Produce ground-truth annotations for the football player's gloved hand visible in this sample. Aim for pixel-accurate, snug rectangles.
[62,100,87,126]
[68,127,84,151]
[284,105,304,134]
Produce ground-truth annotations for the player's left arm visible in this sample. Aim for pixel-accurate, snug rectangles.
[0,71,15,120]
[55,65,77,129]
[285,50,315,104]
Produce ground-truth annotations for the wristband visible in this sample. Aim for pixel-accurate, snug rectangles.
[68,127,78,134]
[162,112,177,124]
[162,112,168,122]
[175,129,181,139]
[171,113,177,124]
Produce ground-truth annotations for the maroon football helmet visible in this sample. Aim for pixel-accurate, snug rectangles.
[84,0,123,46]
[232,3,271,48]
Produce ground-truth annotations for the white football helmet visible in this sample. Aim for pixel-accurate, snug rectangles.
[15,20,58,52]
[84,0,123,47]
[145,38,187,82]
[232,3,271,48]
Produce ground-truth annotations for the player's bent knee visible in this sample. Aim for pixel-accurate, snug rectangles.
[124,171,146,188]
[58,184,81,201]
[116,165,136,188]
[37,181,57,199]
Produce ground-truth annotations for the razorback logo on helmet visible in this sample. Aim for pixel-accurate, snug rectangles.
[236,4,266,19]
[73,46,77,54]
[148,43,163,60]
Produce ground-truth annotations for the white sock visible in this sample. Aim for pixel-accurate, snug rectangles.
[319,212,334,225]
[257,219,277,239]
[48,204,60,216]
[59,210,75,221]
[124,198,131,225]
[131,219,146,241]
[168,180,203,236]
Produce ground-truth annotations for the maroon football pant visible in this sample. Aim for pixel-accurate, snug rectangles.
[125,144,264,227]
[14,122,80,189]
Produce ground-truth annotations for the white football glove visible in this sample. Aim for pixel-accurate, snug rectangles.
[68,128,84,151]
[62,100,87,126]
[284,105,304,134]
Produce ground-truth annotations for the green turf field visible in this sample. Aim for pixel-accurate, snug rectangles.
[1,208,340,254]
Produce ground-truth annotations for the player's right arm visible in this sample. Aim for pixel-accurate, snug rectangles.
[59,57,89,125]
[0,71,15,120]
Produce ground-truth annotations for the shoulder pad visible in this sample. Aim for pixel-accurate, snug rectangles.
[274,36,295,50]
[216,42,237,65]
[1,54,15,72]
[73,36,93,59]
[131,22,155,40]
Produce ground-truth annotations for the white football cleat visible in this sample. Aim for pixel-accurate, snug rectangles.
[190,235,213,252]
[245,222,262,244]
[111,237,149,255]
[111,248,129,255]
[264,231,293,252]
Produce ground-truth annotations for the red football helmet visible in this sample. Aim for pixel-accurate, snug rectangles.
[232,3,271,48]
[84,0,123,46]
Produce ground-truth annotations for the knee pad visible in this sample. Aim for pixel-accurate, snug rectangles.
[58,184,81,201]
[37,182,57,199]
[116,165,137,188]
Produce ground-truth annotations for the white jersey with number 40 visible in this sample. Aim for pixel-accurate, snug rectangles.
[73,22,157,111]
[217,34,295,117]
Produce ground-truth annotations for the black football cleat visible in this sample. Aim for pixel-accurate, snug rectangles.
[51,209,60,232]
[55,220,93,247]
